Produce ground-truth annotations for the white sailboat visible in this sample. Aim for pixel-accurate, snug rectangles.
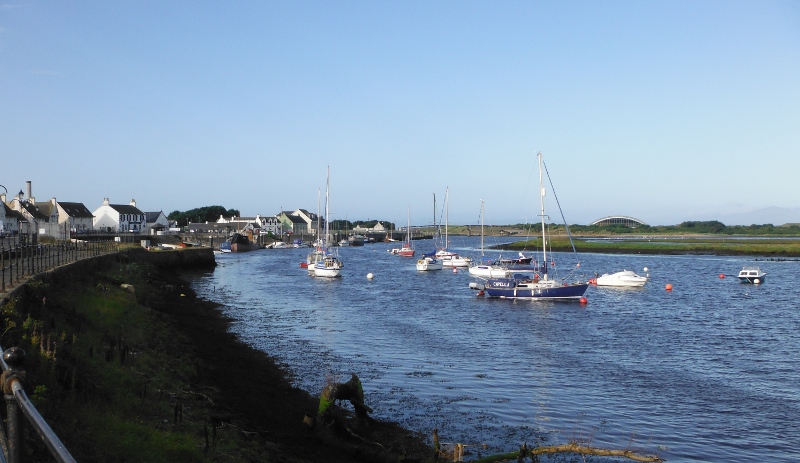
[313,166,343,278]
[469,200,512,278]
[417,194,443,271]
[435,187,472,268]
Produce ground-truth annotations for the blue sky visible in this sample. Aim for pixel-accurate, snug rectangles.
[2,1,798,226]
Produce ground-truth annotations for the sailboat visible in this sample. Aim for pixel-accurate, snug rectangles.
[417,194,443,271]
[482,152,588,300]
[390,206,415,256]
[304,188,325,274]
[468,200,512,278]
[313,167,343,278]
[435,187,472,268]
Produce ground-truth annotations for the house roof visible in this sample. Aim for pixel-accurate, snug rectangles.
[108,204,144,215]
[59,202,94,218]
[4,205,26,221]
[19,202,49,220]
[284,215,307,224]
[145,211,165,223]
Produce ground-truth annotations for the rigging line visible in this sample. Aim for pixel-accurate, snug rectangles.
[541,158,580,264]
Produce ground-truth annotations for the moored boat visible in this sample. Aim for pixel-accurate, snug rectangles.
[416,252,443,271]
[482,152,588,301]
[313,167,342,278]
[594,270,648,287]
[738,266,766,283]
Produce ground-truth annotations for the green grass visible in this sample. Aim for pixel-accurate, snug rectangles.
[504,236,800,256]
[0,252,246,463]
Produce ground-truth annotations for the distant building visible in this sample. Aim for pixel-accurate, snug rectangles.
[56,200,95,238]
[93,198,146,233]
[144,211,170,235]
[589,216,648,228]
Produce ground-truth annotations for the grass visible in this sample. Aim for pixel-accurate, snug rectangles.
[503,236,800,257]
[0,252,246,463]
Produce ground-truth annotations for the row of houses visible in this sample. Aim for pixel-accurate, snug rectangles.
[1,181,388,241]
[1,181,170,239]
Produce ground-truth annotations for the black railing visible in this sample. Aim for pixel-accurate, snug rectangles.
[0,347,76,463]
[1,234,118,294]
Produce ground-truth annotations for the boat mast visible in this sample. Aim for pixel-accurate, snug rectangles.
[480,199,484,257]
[324,166,330,248]
[538,152,548,281]
[407,205,411,246]
[445,187,449,249]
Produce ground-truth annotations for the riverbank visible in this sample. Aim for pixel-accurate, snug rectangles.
[497,235,800,257]
[0,248,432,463]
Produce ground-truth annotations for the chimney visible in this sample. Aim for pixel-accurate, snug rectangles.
[103,198,110,206]
[51,197,57,206]
[130,199,136,207]
[26,181,32,201]
[0,193,5,203]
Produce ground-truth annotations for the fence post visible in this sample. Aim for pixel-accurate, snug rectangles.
[3,347,26,463]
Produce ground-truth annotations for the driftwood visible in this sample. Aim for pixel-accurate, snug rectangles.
[469,441,664,463]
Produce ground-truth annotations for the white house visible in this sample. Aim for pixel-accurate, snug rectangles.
[93,199,146,233]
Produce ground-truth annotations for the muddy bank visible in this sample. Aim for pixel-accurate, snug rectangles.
[2,248,432,462]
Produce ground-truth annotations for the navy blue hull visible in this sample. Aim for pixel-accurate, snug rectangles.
[485,281,589,300]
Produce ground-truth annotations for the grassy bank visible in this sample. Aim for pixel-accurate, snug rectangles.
[0,248,432,463]
[500,236,800,257]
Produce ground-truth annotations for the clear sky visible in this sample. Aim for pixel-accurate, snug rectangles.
[2,1,798,226]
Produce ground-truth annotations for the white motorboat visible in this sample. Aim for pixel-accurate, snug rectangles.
[738,266,766,284]
[595,270,649,287]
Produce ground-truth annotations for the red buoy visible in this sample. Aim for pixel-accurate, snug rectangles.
[719,273,725,279]
[477,290,485,297]
[452,267,458,273]
[579,297,588,304]
[665,283,673,291]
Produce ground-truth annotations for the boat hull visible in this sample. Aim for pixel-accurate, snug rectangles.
[485,279,588,300]
[595,271,648,287]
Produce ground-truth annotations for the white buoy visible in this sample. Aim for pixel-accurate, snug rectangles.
[754,278,760,284]
[643,267,649,272]
[452,267,458,273]
[367,273,374,280]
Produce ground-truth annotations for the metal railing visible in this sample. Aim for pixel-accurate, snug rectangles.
[1,234,119,294]
[0,347,76,463]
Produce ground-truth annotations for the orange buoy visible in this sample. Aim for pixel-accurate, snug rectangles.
[579,297,588,304]
[719,273,725,279]
[665,283,673,291]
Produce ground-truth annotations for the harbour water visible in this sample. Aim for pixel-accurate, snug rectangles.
[188,236,799,463]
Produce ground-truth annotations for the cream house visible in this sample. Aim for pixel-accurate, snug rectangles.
[57,201,95,238]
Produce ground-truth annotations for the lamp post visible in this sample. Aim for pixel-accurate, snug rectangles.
[0,184,6,239]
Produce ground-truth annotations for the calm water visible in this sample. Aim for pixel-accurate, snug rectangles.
[188,237,799,463]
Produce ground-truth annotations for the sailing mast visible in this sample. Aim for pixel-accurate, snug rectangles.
[480,199,484,257]
[324,166,330,248]
[538,152,548,281]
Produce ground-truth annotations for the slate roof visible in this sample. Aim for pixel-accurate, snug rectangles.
[59,202,94,218]
[145,212,164,223]
[19,202,49,221]
[108,204,144,215]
